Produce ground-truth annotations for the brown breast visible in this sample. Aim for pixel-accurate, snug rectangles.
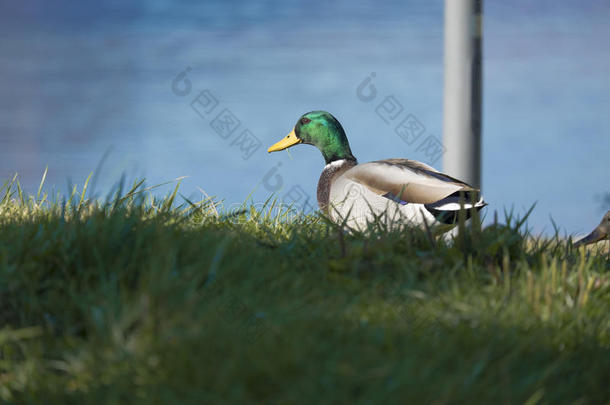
[317,160,357,213]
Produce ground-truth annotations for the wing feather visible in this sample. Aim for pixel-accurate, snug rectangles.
[343,159,476,205]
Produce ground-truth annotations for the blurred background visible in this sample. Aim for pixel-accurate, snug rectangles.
[0,0,608,235]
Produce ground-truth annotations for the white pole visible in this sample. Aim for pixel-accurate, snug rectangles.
[443,0,483,188]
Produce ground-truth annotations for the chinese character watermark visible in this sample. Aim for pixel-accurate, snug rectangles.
[171,67,262,160]
[356,72,446,165]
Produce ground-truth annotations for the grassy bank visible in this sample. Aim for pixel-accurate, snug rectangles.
[0,175,609,404]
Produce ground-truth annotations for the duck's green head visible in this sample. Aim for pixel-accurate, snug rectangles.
[268,111,356,164]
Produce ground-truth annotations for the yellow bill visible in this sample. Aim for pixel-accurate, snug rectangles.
[268,128,302,153]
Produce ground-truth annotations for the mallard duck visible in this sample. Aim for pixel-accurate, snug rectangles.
[574,211,610,246]
[267,111,486,233]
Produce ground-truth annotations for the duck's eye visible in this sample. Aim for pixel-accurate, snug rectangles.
[301,117,311,125]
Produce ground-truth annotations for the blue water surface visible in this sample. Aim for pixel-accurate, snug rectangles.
[0,0,608,235]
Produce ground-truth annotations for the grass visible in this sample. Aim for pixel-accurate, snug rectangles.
[0,173,609,404]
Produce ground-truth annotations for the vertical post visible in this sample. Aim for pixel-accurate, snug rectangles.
[443,0,483,188]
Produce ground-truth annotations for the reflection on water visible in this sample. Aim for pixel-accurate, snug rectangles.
[0,0,609,233]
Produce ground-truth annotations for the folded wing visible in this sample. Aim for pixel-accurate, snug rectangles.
[344,159,477,204]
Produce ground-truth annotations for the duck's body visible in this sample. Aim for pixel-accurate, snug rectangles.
[574,211,610,246]
[268,111,486,233]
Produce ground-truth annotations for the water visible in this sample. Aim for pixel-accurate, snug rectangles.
[0,0,608,235]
